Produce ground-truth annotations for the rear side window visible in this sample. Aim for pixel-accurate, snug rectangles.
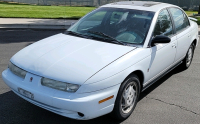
[153,9,173,37]
[169,8,190,33]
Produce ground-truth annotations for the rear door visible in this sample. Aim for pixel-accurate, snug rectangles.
[168,8,191,62]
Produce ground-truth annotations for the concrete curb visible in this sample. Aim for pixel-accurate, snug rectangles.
[1,24,200,31]
[0,18,77,29]
[0,20,200,31]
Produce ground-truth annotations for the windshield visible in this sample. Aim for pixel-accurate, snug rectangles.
[67,7,155,46]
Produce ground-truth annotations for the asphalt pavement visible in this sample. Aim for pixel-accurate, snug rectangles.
[0,29,200,124]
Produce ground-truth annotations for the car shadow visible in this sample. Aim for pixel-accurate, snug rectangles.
[0,91,122,124]
[139,64,186,100]
[0,65,186,124]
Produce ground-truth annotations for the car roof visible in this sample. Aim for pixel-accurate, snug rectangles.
[101,1,178,12]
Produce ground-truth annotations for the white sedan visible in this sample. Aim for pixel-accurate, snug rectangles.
[2,1,199,120]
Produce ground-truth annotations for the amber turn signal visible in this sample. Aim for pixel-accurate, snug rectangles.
[99,95,114,104]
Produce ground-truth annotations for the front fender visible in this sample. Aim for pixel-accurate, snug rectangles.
[78,48,152,93]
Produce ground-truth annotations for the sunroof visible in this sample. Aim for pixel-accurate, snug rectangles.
[111,1,161,7]
[143,3,160,7]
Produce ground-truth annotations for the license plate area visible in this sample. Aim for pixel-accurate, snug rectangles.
[18,88,34,99]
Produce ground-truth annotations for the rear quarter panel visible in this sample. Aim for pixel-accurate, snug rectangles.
[190,20,199,47]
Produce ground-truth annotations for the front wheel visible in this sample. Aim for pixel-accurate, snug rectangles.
[111,74,140,120]
[181,43,195,69]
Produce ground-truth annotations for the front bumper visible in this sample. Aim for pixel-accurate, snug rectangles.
[2,69,120,120]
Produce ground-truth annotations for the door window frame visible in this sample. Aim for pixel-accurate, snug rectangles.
[152,8,175,38]
[148,8,175,47]
[167,7,190,35]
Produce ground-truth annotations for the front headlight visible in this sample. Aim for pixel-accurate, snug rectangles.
[41,78,80,92]
[8,62,27,79]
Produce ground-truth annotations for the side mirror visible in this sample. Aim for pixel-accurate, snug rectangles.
[151,35,171,46]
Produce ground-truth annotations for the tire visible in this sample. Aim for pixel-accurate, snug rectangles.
[181,43,195,69]
[111,74,141,121]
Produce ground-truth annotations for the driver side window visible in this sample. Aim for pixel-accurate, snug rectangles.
[153,9,173,37]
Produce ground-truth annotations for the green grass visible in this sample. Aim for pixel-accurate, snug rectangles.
[185,11,198,16]
[197,17,200,25]
[0,2,96,19]
[0,2,199,25]
[185,11,200,25]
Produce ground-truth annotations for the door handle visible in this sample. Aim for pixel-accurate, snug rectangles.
[172,44,176,48]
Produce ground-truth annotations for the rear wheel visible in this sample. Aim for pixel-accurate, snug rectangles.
[181,43,194,69]
[111,74,140,120]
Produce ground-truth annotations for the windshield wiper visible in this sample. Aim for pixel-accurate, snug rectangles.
[88,31,125,45]
[65,31,90,39]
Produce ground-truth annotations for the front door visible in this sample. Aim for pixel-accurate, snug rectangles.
[148,9,177,81]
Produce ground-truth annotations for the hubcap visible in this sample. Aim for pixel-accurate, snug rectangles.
[121,82,137,114]
[186,47,193,67]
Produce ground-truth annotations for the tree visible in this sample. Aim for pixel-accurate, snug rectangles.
[199,3,200,14]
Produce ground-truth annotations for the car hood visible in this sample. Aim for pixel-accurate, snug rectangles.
[11,33,136,85]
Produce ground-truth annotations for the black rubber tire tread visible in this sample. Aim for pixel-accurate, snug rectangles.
[111,74,141,121]
[181,43,195,70]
